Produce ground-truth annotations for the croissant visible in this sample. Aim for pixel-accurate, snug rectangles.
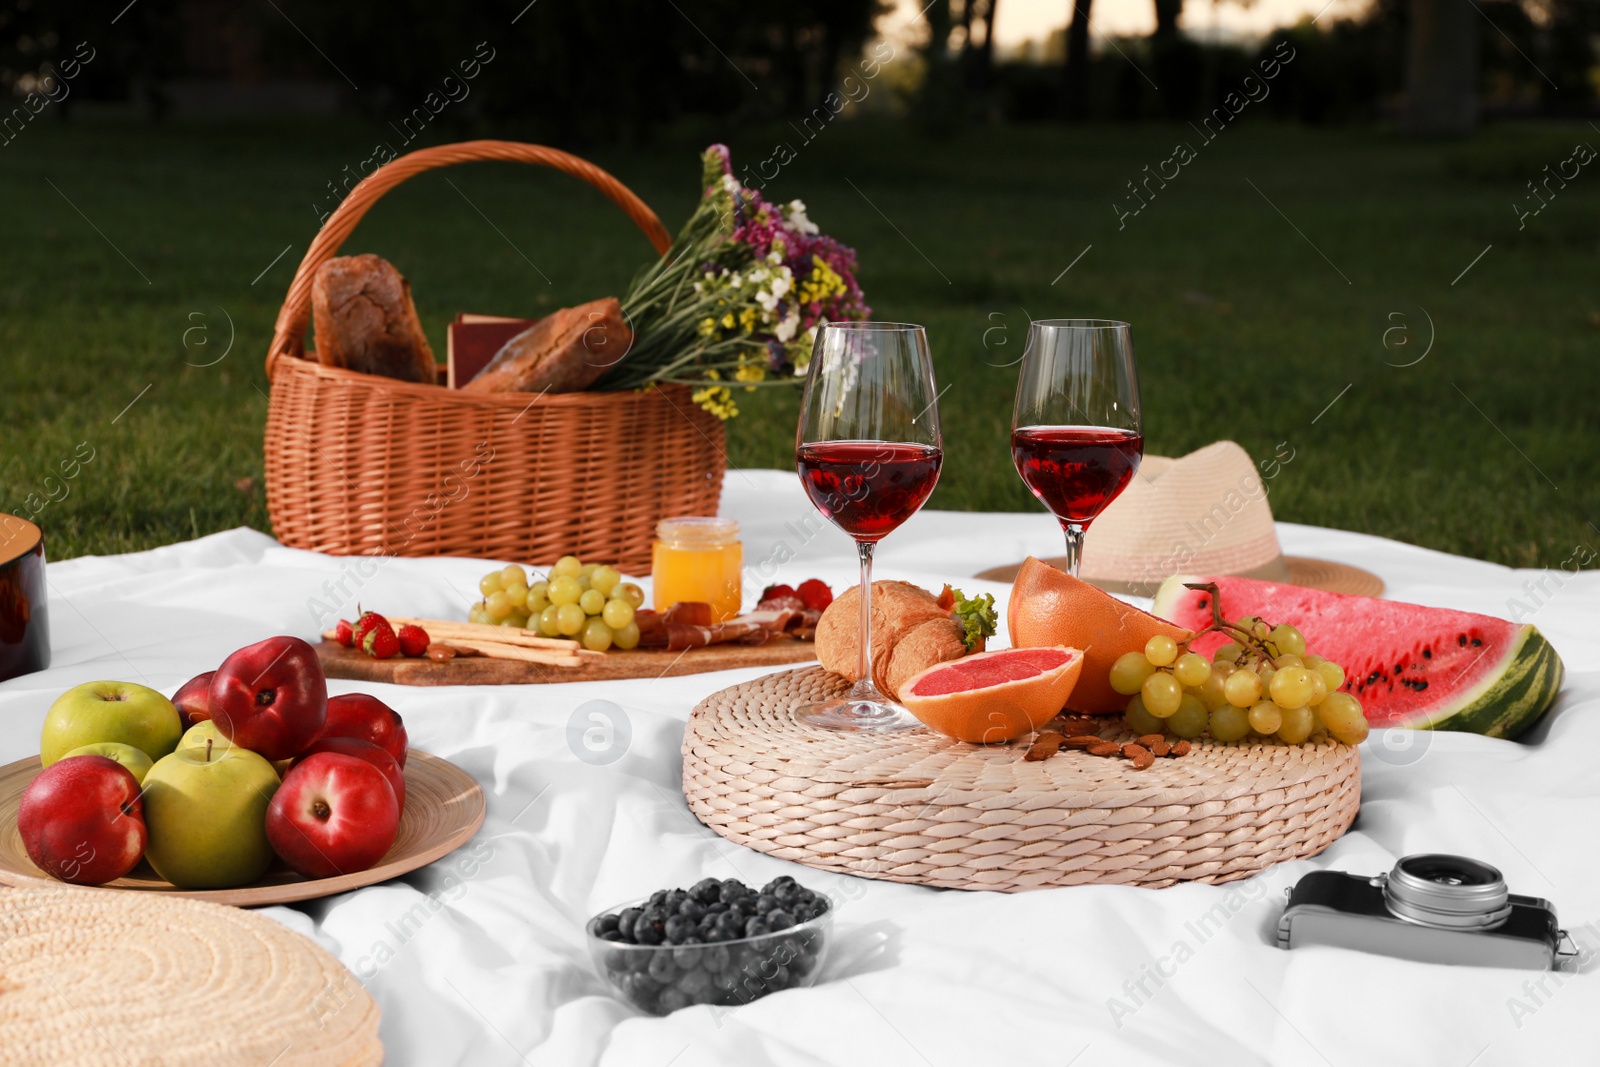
[814,581,967,699]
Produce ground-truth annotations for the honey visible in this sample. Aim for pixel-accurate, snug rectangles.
[652,517,742,622]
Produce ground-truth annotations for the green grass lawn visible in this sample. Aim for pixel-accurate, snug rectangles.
[1,116,1596,568]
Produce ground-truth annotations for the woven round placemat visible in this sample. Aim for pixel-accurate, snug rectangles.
[682,668,1360,891]
[0,885,382,1066]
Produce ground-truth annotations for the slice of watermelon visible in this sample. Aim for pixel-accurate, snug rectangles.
[1151,575,1563,740]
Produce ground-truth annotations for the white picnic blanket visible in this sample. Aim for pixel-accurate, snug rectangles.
[4,468,1597,1067]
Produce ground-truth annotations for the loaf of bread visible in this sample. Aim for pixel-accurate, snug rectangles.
[815,581,967,699]
[460,297,631,394]
[311,254,438,383]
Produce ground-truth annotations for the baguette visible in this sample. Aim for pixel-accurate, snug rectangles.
[460,297,631,393]
[311,254,438,383]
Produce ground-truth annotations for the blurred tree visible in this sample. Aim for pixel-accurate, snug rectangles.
[1063,0,1092,119]
[959,0,998,93]
[1153,0,1183,40]
[1403,0,1480,133]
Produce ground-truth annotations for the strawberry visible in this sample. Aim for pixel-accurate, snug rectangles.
[761,583,798,602]
[334,619,355,647]
[363,624,400,660]
[352,609,389,648]
[796,579,833,612]
[397,624,431,657]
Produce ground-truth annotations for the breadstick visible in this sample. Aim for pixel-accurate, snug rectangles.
[383,616,581,651]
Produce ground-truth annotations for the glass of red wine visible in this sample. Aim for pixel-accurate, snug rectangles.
[795,322,943,732]
[1011,319,1143,578]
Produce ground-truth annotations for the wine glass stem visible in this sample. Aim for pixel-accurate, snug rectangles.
[1060,522,1086,578]
[852,539,876,698]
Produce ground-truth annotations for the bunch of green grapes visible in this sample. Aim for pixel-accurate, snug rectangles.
[1109,618,1369,746]
[470,556,646,652]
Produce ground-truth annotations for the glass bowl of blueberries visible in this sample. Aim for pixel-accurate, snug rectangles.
[587,875,833,1015]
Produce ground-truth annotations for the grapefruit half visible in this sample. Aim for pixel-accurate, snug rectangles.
[899,646,1083,744]
[1008,557,1190,714]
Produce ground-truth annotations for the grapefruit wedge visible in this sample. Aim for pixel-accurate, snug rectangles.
[1008,557,1190,714]
[900,646,1083,744]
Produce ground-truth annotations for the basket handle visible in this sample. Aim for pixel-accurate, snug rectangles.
[266,140,673,375]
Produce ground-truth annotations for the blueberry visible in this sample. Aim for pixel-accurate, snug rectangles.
[767,908,795,931]
[658,987,690,1013]
[792,888,814,905]
[773,882,799,905]
[677,967,712,999]
[672,941,703,968]
[702,944,730,973]
[649,889,669,907]
[754,894,776,915]
[667,888,689,910]
[719,879,751,904]
[597,913,621,934]
[713,913,743,941]
[761,875,795,895]
[664,916,692,944]
[599,929,625,942]
[648,951,677,983]
[678,899,706,922]
[691,877,723,904]
[707,901,729,914]
[744,916,770,938]
[634,907,667,946]
[617,907,642,941]
[711,969,738,993]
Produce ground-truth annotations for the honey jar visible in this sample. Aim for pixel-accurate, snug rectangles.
[651,517,742,622]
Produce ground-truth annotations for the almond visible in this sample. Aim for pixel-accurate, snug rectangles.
[1025,732,1063,762]
[1122,743,1155,770]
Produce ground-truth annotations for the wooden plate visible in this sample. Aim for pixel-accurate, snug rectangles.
[317,636,818,686]
[0,749,485,907]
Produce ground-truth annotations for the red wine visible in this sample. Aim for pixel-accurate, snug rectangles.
[1012,426,1143,525]
[797,441,942,542]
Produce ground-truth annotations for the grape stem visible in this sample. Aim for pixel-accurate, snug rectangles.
[1180,581,1287,668]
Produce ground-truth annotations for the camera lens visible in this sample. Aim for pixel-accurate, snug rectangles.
[1384,854,1512,930]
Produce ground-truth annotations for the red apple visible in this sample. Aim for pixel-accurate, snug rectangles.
[18,755,147,886]
[296,736,405,812]
[172,670,215,728]
[209,636,327,760]
[265,752,399,879]
[319,693,408,767]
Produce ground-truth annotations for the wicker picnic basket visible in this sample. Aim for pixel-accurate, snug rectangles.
[263,141,726,573]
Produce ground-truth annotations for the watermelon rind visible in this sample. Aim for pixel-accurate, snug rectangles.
[1151,574,1564,741]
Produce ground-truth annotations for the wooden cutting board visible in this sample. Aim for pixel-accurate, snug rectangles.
[316,638,818,686]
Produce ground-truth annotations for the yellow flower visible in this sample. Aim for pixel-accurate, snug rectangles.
[734,363,765,384]
[797,255,847,305]
[697,316,717,337]
[720,312,737,330]
[738,308,758,333]
[692,384,738,419]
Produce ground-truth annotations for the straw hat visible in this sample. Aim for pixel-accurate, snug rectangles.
[978,441,1382,597]
[0,884,382,1066]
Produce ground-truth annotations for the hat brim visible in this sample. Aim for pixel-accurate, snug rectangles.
[973,555,1385,599]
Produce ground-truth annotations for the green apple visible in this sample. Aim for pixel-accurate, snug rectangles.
[61,741,155,785]
[41,681,183,767]
[177,720,234,755]
[141,741,281,889]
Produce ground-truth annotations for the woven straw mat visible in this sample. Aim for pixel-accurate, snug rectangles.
[0,885,381,1066]
[682,668,1360,891]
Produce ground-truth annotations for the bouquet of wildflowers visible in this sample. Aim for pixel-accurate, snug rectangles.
[604,144,869,419]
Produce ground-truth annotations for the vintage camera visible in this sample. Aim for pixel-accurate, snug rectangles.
[1277,854,1577,971]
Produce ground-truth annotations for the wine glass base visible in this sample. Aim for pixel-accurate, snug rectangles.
[795,698,923,733]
